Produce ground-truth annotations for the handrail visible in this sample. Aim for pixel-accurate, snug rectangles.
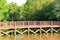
[0,21,60,27]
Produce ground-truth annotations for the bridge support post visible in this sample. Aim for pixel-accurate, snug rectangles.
[14,28,16,40]
[39,21,41,40]
[28,21,29,40]
[0,29,1,40]
[28,28,29,40]
[14,22,16,40]
[51,27,53,40]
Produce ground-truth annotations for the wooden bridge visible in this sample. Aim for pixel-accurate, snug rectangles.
[0,21,60,40]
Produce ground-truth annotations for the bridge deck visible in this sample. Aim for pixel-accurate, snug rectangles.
[0,21,60,29]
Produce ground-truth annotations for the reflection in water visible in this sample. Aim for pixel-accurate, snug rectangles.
[0,34,60,40]
[16,34,22,38]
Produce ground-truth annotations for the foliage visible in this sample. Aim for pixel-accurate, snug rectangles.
[0,0,9,21]
[0,0,60,21]
[8,3,20,21]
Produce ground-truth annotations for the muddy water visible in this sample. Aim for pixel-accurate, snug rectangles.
[0,34,60,40]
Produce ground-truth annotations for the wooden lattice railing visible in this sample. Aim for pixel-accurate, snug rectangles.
[0,21,60,28]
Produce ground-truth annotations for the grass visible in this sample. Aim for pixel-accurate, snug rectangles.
[0,33,60,40]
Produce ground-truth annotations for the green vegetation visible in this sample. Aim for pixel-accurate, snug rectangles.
[0,0,60,21]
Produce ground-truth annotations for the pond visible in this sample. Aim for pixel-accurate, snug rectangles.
[0,33,60,40]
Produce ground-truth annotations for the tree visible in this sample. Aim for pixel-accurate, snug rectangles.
[20,0,57,21]
[8,3,20,21]
[54,0,60,20]
[0,0,9,21]
[0,0,60,21]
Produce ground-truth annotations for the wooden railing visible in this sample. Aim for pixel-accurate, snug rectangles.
[0,21,60,28]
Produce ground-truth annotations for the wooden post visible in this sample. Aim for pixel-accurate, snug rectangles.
[51,27,53,40]
[34,21,35,26]
[23,21,24,26]
[40,27,41,40]
[28,28,29,40]
[14,22,16,40]
[14,28,16,40]
[11,30,13,40]
[0,29,1,40]
[51,21,52,40]
[28,21,29,40]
